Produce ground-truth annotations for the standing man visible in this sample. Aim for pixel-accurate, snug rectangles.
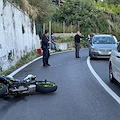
[74,31,84,58]
[42,30,51,66]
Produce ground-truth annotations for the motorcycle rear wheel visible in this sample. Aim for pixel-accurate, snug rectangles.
[36,81,57,93]
[0,83,7,98]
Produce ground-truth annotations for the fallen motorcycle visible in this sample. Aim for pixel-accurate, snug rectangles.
[0,74,57,98]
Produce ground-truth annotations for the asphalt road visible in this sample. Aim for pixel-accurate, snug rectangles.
[91,58,120,97]
[0,49,120,120]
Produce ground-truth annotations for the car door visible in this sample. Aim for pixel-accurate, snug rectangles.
[113,43,120,82]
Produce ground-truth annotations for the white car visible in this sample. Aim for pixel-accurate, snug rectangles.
[109,43,120,83]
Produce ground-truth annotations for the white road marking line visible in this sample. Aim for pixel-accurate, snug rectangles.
[87,57,120,104]
[8,50,74,77]
[8,56,43,76]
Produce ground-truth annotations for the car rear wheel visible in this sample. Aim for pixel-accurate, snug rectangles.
[109,64,117,83]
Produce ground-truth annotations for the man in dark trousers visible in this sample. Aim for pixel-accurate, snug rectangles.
[42,30,51,66]
[74,31,84,58]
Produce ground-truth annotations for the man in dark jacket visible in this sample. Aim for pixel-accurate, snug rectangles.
[42,30,51,66]
[74,31,84,58]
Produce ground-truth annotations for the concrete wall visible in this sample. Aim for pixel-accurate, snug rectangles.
[0,0,40,72]
[56,43,68,50]
[53,33,76,37]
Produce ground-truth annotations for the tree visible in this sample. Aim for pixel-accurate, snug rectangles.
[28,0,56,24]
[53,0,109,34]
[106,0,120,6]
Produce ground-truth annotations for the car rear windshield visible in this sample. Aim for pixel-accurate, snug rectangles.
[92,36,116,44]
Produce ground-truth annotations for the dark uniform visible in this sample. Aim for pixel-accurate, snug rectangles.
[74,34,84,58]
[42,34,50,66]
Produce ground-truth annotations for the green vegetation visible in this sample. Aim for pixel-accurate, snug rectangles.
[55,49,62,52]
[10,0,120,40]
[54,36,87,48]
[54,36,74,43]
[0,85,3,90]
[12,0,56,24]
[51,22,77,33]
[52,0,120,40]
[92,0,120,15]
[2,50,40,75]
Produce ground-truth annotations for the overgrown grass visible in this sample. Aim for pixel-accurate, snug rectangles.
[2,50,40,76]
[51,22,77,33]
[11,0,55,23]
[54,36,88,48]
[55,49,62,52]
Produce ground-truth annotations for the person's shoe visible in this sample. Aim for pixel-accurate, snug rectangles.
[43,64,47,67]
[47,64,50,66]
[76,56,81,58]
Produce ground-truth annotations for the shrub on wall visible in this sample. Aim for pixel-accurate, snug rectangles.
[8,0,56,24]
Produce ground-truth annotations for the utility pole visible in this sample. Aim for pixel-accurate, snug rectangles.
[49,21,51,35]
[63,21,65,33]
[43,23,45,34]
[71,22,73,33]
[109,24,111,34]
[78,21,80,31]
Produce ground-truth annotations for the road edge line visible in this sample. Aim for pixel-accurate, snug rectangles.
[87,57,120,104]
[8,56,43,76]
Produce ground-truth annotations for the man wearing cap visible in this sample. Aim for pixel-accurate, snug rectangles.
[42,30,51,66]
